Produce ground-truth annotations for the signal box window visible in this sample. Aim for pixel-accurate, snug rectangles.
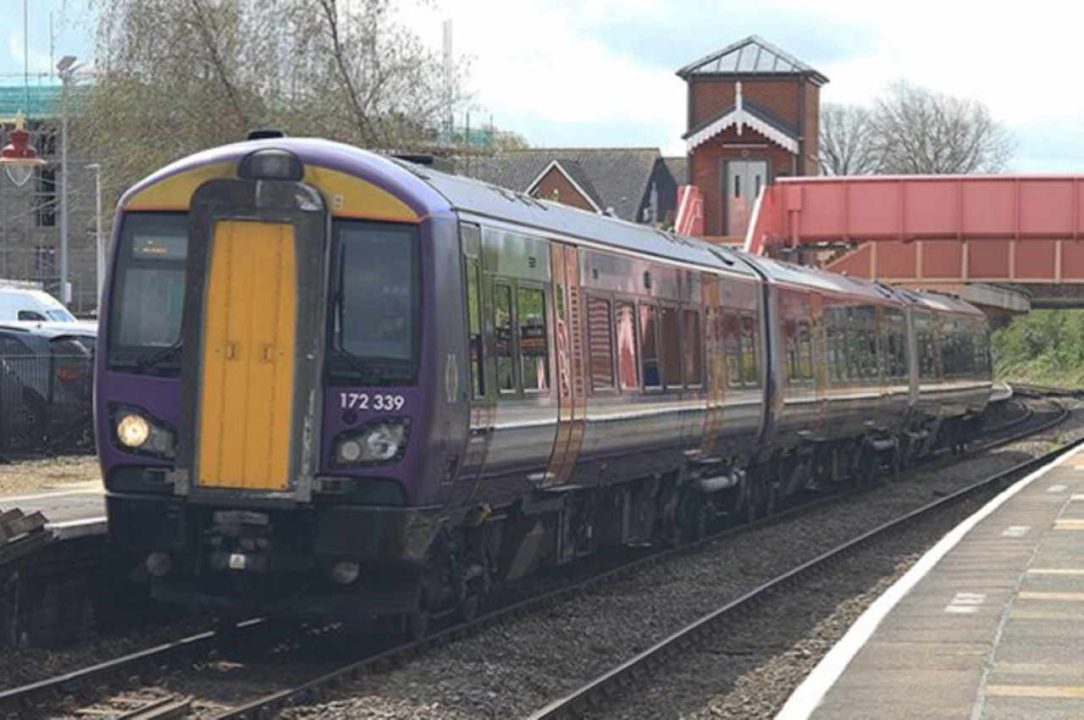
[661,306,682,388]
[587,296,614,391]
[615,301,639,391]
[683,309,702,386]
[495,283,515,393]
[518,287,548,392]
[639,304,661,390]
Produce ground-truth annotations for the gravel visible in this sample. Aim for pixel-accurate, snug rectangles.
[275,398,1084,720]
[0,455,100,497]
[10,398,1076,720]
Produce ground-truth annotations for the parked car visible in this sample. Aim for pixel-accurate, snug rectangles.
[0,288,78,322]
[0,322,96,453]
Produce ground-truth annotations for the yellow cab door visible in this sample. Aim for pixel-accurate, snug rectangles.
[198,220,297,490]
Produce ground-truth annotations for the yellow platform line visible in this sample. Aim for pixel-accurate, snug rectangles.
[1017,591,1084,602]
[1054,519,1084,530]
[986,685,1084,699]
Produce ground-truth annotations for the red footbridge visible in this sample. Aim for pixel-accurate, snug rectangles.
[730,175,1084,311]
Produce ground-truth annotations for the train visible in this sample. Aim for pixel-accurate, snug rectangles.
[95,135,992,634]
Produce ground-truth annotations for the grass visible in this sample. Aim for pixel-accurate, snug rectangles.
[993,309,1084,390]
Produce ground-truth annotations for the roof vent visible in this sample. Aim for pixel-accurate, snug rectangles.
[246,128,287,141]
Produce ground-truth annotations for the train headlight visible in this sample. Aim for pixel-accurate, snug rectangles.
[112,406,176,460]
[335,419,410,465]
[117,414,150,448]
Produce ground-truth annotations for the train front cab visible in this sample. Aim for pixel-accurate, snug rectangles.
[97,142,459,620]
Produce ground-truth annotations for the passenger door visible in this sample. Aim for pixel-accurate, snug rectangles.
[545,242,586,485]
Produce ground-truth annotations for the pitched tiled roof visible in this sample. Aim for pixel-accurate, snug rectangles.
[677,35,828,84]
[456,148,662,222]
[548,159,604,209]
[663,156,688,185]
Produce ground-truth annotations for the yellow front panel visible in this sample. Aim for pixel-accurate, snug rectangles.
[199,221,297,490]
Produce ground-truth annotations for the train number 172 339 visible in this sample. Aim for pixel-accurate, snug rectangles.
[338,392,406,411]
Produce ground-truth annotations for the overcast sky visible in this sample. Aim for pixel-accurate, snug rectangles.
[4,0,1081,172]
[408,0,1083,172]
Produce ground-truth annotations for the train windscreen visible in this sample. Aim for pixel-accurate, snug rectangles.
[107,212,188,374]
[327,220,420,386]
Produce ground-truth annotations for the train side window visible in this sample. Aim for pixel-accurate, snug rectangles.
[723,312,740,388]
[518,287,548,392]
[661,306,682,388]
[740,314,760,387]
[616,301,639,391]
[785,320,800,383]
[587,296,615,391]
[799,320,813,380]
[639,304,661,390]
[494,283,516,393]
[465,258,484,398]
[683,309,702,387]
[826,313,846,383]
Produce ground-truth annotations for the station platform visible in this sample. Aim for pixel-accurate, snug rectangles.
[779,444,1084,720]
[0,484,106,540]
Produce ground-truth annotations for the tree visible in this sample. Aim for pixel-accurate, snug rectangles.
[819,81,1013,176]
[819,103,880,175]
[871,82,1013,174]
[81,0,470,200]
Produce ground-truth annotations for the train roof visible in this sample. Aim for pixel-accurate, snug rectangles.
[400,157,760,278]
[117,137,991,318]
[121,137,759,279]
[740,254,907,304]
[894,288,987,318]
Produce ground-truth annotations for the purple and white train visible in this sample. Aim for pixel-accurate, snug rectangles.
[96,135,992,631]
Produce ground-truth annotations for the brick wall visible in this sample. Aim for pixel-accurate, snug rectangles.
[691,129,793,236]
[531,166,598,212]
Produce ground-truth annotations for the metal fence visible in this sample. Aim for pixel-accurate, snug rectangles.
[0,353,94,457]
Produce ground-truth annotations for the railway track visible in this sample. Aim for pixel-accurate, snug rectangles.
[0,390,1071,719]
[527,399,1079,719]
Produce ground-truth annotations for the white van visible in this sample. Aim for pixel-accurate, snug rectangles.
[0,288,78,322]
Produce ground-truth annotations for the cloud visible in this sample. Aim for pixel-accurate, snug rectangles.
[7,30,54,75]
[408,0,1083,169]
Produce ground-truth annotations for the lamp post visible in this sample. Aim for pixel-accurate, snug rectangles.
[57,55,77,306]
[86,163,102,303]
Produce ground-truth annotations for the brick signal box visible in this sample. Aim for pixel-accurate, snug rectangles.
[678,35,827,239]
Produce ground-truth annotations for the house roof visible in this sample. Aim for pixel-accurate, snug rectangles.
[662,156,688,185]
[456,148,662,222]
[677,35,828,84]
[532,158,604,210]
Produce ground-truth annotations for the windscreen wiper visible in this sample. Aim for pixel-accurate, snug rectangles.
[135,342,183,371]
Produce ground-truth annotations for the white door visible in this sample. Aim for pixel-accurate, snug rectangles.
[726,160,767,237]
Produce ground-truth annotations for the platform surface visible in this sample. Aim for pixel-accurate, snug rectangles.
[793,446,1084,720]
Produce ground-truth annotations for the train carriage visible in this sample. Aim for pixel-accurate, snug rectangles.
[97,136,992,629]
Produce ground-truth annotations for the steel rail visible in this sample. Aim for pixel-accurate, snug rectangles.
[0,617,263,714]
[0,393,1067,718]
[209,396,1071,720]
[527,405,1079,719]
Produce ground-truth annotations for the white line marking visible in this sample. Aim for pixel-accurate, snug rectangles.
[774,445,1080,720]
[1002,525,1031,537]
[945,592,986,614]
[0,487,103,504]
[1027,568,1084,575]
[1072,495,1084,501]
[1048,484,1067,493]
